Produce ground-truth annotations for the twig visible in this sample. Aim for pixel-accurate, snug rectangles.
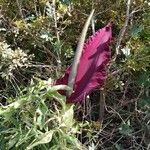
[52,0,61,70]
[99,89,105,125]
[34,0,39,16]
[16,0,24,19]
[129,4,144,16]
[105,105,126,124]
[52,0,60,43]
[110,68,123,76]
[116,0,132,55]
[16,0,29,29]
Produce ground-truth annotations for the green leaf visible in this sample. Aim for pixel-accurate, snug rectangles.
[137,71,150,87]
[114,143,124,150]
[119,123,132,136]
[62,105,74,128]
[26,130,54,150]
[7,136,18,149]
[36,102,48,130]
[138,95,150,109]
[130,25,144,38]
[88,142,96,150]
[121,47,130,57]
[47,85,71,92]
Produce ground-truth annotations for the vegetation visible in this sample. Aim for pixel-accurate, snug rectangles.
[0,0,150,149]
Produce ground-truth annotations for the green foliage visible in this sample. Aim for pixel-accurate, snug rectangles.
[119,122,133,136]
[0,0,150,149]
[0,79,84,150]
[0,42,33,80]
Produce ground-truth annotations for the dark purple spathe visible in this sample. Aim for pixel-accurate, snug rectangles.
[56,24,112,103]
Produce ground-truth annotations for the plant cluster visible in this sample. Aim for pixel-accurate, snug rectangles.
[0,79,85,150]
[0,0,149,149]
[0,42,33,79]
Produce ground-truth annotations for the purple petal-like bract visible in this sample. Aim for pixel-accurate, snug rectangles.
[56,24,112,103]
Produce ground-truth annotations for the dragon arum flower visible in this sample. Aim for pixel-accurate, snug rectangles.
[56,24,112,103]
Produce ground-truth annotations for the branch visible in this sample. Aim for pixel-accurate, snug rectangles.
[52,0,60,43]
[16,0,24,19]
[99,89,105,125]
[129,4,144,16]
[116,0,132,55]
